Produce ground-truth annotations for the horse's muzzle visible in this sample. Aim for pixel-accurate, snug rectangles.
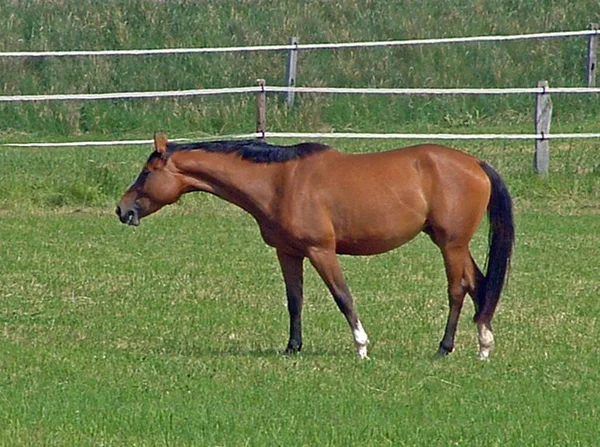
[115,205,140,226]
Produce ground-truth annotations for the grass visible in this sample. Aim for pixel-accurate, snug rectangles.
[1,206,599,445]
[1,1,600,444]
[1,140,600,445]
[2,138,599,213]
[1,0,600,139]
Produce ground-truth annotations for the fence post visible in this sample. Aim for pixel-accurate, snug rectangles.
[284,37,299,107]
[534,80,552,175]
[586,23,598,87]
[256,79,266,140]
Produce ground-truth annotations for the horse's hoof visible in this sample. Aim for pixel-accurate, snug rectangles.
[477,351,491,361]
[433,347,452,359]
[284,343,302,355]
[356,344,369,360]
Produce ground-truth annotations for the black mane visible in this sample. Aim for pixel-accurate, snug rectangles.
[165,139,331,163]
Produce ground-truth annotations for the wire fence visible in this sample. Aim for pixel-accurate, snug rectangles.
[0,29,597,58]
[2,85,600,103]
[4,132,600,149]
[1,83,598,149]
[1,27,599,170]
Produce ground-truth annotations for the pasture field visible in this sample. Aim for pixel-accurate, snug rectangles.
[1,0,600,140]
[1,140,599,445]
[2,1,600,444]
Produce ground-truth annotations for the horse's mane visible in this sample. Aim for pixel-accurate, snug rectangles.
[166,139,331,163]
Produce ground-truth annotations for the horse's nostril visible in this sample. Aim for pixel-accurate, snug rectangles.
[115,205,121,217]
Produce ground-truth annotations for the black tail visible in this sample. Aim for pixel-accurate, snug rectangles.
[475,162,515,323]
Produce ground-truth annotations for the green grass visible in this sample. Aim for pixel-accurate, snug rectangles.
[1,140,600,445]
[2,138,599,213]
[1,203,599,445]
[1,0,600,140]
[1,1,600,444]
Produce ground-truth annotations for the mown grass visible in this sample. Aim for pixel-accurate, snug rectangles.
[2,138,599,213]
[1,140,600,445]
[1,202,599,445]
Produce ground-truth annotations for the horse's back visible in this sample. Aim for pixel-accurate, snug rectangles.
[279,144,488,255]
[304,143,488,198]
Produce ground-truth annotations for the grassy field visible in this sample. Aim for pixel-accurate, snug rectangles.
[1,1,600,445]
[1,0,600,140]
[1,139,600,445]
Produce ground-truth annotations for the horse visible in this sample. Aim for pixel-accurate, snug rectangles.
[116,132,514,360]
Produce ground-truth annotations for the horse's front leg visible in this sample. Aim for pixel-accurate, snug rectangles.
[276,250,304,354]
[307,247,369,359]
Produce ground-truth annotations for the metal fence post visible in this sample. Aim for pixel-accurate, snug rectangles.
[586,23,598,87]
[256,79,266,140]
[285,37,299,107]
[534,80,552,175]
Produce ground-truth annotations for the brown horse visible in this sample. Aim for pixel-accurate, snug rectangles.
[117,132,514,360]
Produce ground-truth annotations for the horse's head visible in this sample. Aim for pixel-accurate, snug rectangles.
[116,132,184,226]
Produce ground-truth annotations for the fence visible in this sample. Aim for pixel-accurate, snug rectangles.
[1,26,599,174]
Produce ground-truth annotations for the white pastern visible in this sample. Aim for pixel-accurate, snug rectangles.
[477,349,490,361]
[353,320,369,359]
[477,324,494,361]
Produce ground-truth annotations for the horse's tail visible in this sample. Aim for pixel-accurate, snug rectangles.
[475,162,515,324]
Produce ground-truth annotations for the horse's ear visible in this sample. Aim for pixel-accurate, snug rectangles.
[154,131,168,154]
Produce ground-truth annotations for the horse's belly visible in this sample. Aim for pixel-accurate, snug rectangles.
[335,229,422,256]
[332,202,426,255]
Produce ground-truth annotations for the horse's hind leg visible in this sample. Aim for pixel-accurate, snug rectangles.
[466,256,495,360]
[476,320,494,361]
[435,244,474,357]
[307,247,369,358]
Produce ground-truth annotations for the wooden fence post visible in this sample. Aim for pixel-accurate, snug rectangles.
[256,79,266,140]
[534,80,552,175]
[285,37,299,107]
[586,23,598,87]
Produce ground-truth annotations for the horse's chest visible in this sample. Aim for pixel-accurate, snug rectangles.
[257,223,305,255]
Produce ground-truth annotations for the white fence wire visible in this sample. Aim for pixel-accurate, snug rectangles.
[0,29,597,58]
[1,27,599,149]
[2,85,600,103]
[4,132,600,149]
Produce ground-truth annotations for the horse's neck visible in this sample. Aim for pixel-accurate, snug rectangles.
[173,151,281,219]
